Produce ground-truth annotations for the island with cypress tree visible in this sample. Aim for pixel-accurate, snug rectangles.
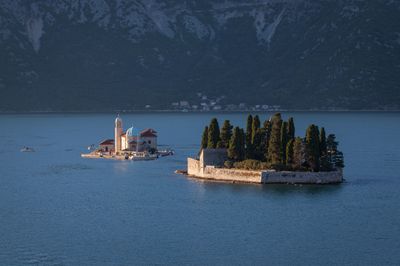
[185,113,344,184]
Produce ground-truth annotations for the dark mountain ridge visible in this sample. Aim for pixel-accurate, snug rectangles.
[0,0,399,111]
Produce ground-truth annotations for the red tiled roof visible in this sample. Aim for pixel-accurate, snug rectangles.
[99,139,114,145]
[140,128,157,137]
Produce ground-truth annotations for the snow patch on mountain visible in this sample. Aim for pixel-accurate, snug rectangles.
[214,10,242,26]
[255,8,285,46]
[26,17,44,53]
[183,15,209,40]
[142,2,176,38]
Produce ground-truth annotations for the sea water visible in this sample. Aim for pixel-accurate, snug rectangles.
[0,112,399,265]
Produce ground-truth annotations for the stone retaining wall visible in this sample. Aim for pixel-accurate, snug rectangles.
[187,158,201,176]
[261,169,343,184]
[187,158,343,184]
[203,166,262,183]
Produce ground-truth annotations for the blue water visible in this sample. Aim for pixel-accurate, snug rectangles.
[0,112,399,265]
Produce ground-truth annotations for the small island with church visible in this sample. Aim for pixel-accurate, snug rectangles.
[184,113,344,184]
[82,115,173,160]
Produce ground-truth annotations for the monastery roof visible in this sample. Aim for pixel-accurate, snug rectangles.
[99,139,114,145]
[140,128,157,137]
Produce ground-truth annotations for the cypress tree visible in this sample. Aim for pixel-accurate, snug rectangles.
[239,128,246,161]
[287,117,295,140]
[252,128,264,160]
[200,126,208,150]
[319,127,327,156]
[267,113,282,165]
[293,137,304,170]
[228,127,241,161]
[319,127,330,171]
[281,121,289,164]
[207,118,220,149]
[263,120,272,161]
[286,139,294,167]
[216,140,224,148]
[263,119,271,130]
[245,114,254,159]
[251,115,261,144]
[305,124,320,171]
[250,115,263,160]
[220,120,233,148]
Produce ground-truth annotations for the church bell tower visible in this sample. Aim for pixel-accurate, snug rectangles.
[115,115,123,154]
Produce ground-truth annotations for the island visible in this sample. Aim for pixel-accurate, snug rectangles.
[81,115,173,160]
[184,113,344,184]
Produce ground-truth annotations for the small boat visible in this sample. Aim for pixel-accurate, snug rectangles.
[129,152,158,161]
[158,149,174,157]
[20,146,35,152]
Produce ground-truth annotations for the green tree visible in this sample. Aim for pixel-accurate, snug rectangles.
[326,134,338,166]
[216,140,224,148]
[263,120,272,161]
[248,115,262,160]
[228,127,240,160]
[319,127,330,171]
[320,154,332,171]
[251,115,261,144]
[228,127,245,161]
[200,126,208,150]
[326,134,345,169]
[207,118,220,148]
[287,117,295,140]
[334,151,345,168]
[293,137,304,170]
[220,120,233,148]
[286,139,294,167]
[281,121,289,164]
[319,127,327,156]
[305,124,320,171]
[245,114,254,159]
[239,128,246,160]
[267,113,282,165]
[252,128,264,160]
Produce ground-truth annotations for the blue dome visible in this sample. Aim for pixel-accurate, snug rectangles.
[126,127,139,137]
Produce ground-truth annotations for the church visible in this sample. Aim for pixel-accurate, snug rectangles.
[98,115,158,154]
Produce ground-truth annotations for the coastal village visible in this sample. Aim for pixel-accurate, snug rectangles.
[82,115,172,160]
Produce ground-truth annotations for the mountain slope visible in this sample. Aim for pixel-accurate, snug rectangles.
[0,0,399,111]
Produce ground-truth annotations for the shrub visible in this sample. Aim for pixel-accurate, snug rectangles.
[233,159,269,170]
[224,160,234,169]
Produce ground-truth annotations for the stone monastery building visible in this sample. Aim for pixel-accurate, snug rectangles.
[98,115,157,154]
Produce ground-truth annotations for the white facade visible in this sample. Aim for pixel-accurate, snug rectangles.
[114,116,123,153]
[111,116,157,153]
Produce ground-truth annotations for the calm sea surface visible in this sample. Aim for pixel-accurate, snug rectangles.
[0,112,399,265]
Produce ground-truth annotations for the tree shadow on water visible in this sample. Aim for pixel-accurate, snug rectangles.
[258,182,344,197]
[192,178,344,197]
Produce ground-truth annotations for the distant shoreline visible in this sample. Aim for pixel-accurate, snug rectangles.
[0,109,399,115]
